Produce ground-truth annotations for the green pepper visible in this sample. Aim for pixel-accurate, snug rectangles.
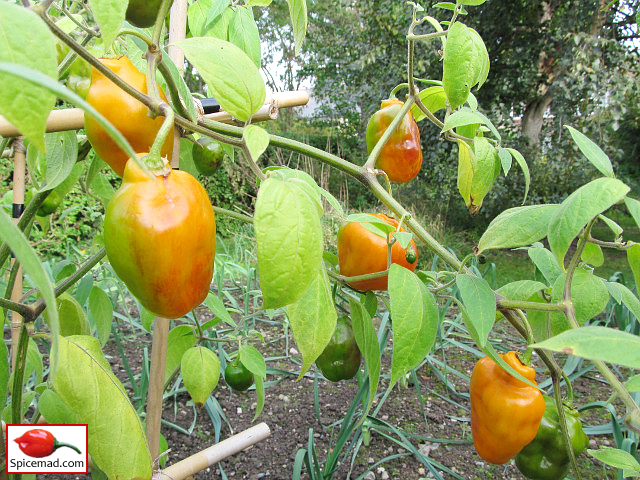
[514,396,589,480]
[315,317,361,382]
[224,359,254,392]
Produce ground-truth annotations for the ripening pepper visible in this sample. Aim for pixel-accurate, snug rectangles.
[470,351,545,464]
[104,155,216,319]
[84,56,174,177]
[365,98,423,183]
[315,316,362,382]
[14,429,81,458]
[515,396,589,480]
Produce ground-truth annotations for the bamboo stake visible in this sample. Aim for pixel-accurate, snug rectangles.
[157,423,271,480]
[145,0,188,462]
[9,139,25,371]
[0,91,309,137]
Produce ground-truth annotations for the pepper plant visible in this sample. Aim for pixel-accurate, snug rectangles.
[1,0,640,479]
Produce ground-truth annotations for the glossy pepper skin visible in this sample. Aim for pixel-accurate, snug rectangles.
[126,0,165,27]
[224,359,254,392]
[470,351,545,464]
[515,396,589,480]
[315,317,362,382]
[366,98,423,183]
[104,156,216,319]
[84,56,174,177]
[14,429,81,458]
[337,213,418,291]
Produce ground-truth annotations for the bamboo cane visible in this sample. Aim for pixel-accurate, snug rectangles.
[144,0,189,462]
[9,139,25,371]
[0,91,309,138]
[157,423,271,480]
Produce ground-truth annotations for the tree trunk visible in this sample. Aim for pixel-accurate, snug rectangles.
[521,90,553,147]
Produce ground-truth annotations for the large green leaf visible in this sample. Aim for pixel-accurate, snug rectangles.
[0,2,57,151]
[350,298,380,422]
[456,274,496,347]
[255,176,323,309]
[528,246,563,286]
[89,0,126,48]
[286,0,307,55]
[548,178,629,267]
[229,6,261,67]
[39,131,78,192]
[496,280,548,303]
[549,269,609,335]
[442,22,474,109]
[389,265,439,387]
[286,267,336,377]
[477,204,558,254]
[628,244,640,289]
[164,325,197,384]
[88,287,113,347]
[52,336,152,480]
[48,293,90,337]
[533,326,640,369]
[181,346,221,408]
[175,37,266,121]
[625,197,640,231]
[38,388,77,424]
[565,126,614,178]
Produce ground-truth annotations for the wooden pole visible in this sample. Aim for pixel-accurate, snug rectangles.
[158,423,271,480]
[0,91,309,137]
[9,139,25,371]
[145,0,189,463]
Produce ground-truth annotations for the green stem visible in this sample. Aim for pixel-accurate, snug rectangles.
[0,297,32,319]
[240,144,267,181]
[212,206,253,224]
[158,59,192,120]
[11,323,30,424]
[552,374,582,480]
[57,33,94,78]
[146,106,174,168]
[37,248,106,315]
[497,298,565,313]
[152,0,174,47]
[118,28,154,48]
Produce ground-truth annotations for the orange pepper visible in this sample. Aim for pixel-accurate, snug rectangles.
[470,351,545,464]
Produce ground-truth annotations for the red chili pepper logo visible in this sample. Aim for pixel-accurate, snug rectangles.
[14,428,81,458]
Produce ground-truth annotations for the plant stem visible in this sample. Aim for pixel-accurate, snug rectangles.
[552,373,582,480]
[0,297,32,319]
[497,298,565,312]
[212,206,254,224]
[11,323,30,424]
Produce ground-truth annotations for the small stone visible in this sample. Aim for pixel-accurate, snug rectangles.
[363,472,375,480]
[289,347,299,355]
[417,467,426,475]
[251,402,257,410]
[237,407,243,414]
[381,415,389,421]
[368,457,375,464]
[381,472,389,480]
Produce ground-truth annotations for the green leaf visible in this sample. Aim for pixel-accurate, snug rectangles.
[25,339,44,387]
[52,335,152,480]
[187,0,213,36]
[549,269,609,334]
[459,0,487,4]
[411,86,446,122]
[205,0,233,32]
[456,274,496,347]
[204,292,237,327]
[140,307,155,333]
[625,197,640,231]
[0,2,57,152]
[528,246,562,286]
[38,389,77,424]
[497,147,512,176]
[40,131,78,191]
[548,178,630,267]
[626,375,640,392]
[255,176,323,308]
[239,344,266,379]
[589,447,640,476]
[599,214,623,237]
[581,242,604,267]
[52,293,91,337]
[164,325,197,385]
[533,326,640,369]
[457,140,473,207]
[350,298,380,423]
[243,124,270,162]
[565,126,614,178]
[246,0,273,5]
[468,28,489,89]
[0,335,8,409]
[616,282,640,322]
[496,280,548,303]
[442,109,501,143]
[286,0,307,56]
[229,6,261,67]
[0,209,58,374]
[89,0,127,49]
[628,244,640,289]
[286,267,337,378]
[253,374,265,421]
[434,2,457,10]
[506,148,530,204]
[389,265,439,387]
[477,205,557,254]
[181,346,221,408]
[176,37,266,122]
[88,287,113,347]
[442,22,474,109]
